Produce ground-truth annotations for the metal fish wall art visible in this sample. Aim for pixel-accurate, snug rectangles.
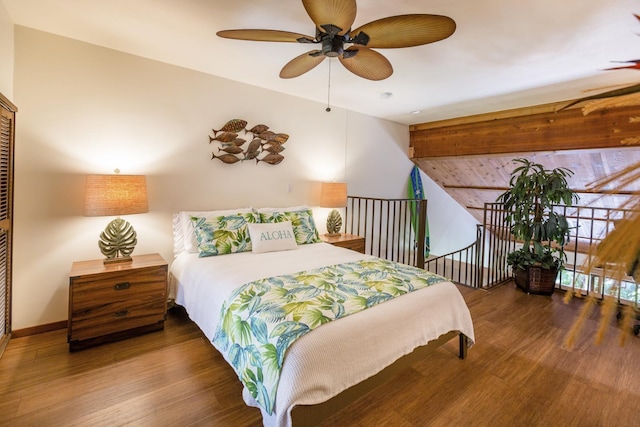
[247,124,269,135]
[212,119,247,134]
[209,119,290,166]
[211,153,241,164]
[257,153,284,165]
[263,144,286,155]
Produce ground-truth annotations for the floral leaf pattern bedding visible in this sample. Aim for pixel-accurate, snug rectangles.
[213,258,448,414]
[191,212,259,257]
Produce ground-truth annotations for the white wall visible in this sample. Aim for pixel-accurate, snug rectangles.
[0,2,13,98]
[420,169,479,255]
[344,113,478,255]
[11,26,477,330]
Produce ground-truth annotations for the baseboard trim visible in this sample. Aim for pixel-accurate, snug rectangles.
[12,320,67,338]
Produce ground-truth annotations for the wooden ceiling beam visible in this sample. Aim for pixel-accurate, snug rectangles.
[409,102,640,158]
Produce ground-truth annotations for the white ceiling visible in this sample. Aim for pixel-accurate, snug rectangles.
[4,0,640,125]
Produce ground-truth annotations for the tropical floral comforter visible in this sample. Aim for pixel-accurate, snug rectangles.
[212,258,448,414]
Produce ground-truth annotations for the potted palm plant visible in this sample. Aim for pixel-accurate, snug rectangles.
[497,158,579,295]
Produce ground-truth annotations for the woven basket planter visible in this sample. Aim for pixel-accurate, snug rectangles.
[514,266,558,295]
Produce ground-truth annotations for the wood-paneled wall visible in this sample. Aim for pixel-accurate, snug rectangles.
[408,101,640,225]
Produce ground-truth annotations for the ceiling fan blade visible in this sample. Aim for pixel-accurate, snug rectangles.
[350,14,456,48]
[339,47,393,81]
[302,0,357,35]
[280,50,326,78]
[217,29,314,43]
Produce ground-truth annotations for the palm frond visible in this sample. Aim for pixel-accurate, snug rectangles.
[565,161,640,347]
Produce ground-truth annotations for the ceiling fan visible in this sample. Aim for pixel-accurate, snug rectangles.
[217,0,456,81]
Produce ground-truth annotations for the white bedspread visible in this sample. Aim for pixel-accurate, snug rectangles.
[170,242,475,427]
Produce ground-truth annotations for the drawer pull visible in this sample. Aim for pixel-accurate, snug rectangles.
[114,282,131,291]
[114,309,129,318]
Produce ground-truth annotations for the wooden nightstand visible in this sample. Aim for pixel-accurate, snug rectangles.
[320,233,366,253]
[68,253,168,351]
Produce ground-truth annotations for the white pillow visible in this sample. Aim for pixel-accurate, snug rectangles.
[248,221,298,254]
[179,208,252,253]
[172,213,185,256]
[255,205,309,213]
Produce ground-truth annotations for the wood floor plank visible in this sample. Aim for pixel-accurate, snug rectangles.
[71,369,224,426]
[0,396,20,423]
[2,283,640,426]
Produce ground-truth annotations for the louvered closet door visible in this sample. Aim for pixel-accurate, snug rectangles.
[0,93,16,356]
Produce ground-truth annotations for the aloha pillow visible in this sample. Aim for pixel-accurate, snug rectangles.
[258,207,321,245]
[247,221,298,254]
[191,212,259,257]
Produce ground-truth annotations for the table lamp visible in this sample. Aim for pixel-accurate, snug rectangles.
[84,171,148,264]
[320,182,347,236]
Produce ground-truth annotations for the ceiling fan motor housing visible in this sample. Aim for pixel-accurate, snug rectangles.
[322,35,345,57]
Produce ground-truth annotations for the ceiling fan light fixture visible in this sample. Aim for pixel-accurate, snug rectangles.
[216,0,456,81]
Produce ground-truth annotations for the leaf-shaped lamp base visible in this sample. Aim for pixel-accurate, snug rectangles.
[325,209,343,237]
[98,217,138,264]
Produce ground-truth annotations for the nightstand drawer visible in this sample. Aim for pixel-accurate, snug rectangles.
[71,267,167,310]
[334,238,365,253]
[71,297,166,341]
[68,253,168,350]
[320,233,365,254]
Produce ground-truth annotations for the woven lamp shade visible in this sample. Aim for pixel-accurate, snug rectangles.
[320,182,347,208]
[84,174,148,217]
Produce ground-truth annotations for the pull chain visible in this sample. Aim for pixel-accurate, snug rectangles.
[326,59,332,112]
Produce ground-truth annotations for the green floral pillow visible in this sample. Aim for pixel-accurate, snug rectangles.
[259,208,321,245]
[191,212,259,257]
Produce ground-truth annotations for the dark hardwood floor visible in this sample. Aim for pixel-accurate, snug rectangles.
[2,282,640,426]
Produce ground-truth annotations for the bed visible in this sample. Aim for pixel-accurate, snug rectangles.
[169,207,475,426]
